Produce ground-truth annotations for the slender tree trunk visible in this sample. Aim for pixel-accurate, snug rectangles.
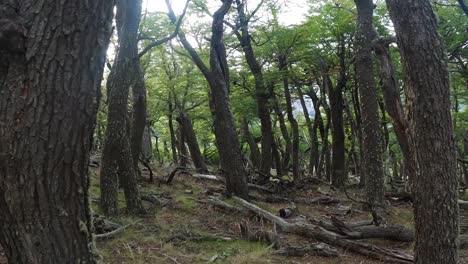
[100,0,145,215]
[297,86,316,175]
[177,111,208,173]
[354,0,384,210]
[0,1,113,262]
[242,119,262,169]
[386,0,459,262]
[177,125,188,167]
[325,55,347,188]
[235,0,273,176]
[308,86,323,175]
[141,123,153,162]
[373,37,415,188]
[172,0,249,198]
[168,97,178,164]
[272,137,284,177]
[278,55,299,179]
[272,93,292,169]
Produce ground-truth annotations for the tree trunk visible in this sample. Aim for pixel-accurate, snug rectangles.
[297,86,316,175]
[177,125,188,167]
[354,0,384,210]
[272,93,292,169]
[386,0,459,262]
[141,123,153,162]
[373,37,414,188]
[168,97,179,164]
[235,0,273,176]
[325,52,347,188]
[130,63,147,175]
[177,111,208,173]
[307,86,323,175]
[278,55,299,179]
[100,0,145,215]
[172,0,249,198]
[242,119,262,170]
[0,1,113,262]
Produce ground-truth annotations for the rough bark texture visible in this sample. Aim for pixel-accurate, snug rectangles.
[100,0,145,215]
[130,61,147,175]
[172,0,249,198]
[168,96,179,164]
[386,0,459,263]
[354,0,384,209]
[0,0,113,262]
[235,0,273,176]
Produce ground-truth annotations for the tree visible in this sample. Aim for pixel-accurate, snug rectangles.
[100,0,145,215]
[169,0,249,198]
[0,0,113,262]
[354,0,385,212]
[234,0,274,178]
[386,0,459,262]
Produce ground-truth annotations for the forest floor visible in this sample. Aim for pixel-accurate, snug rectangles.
[89,164,420,264]
[1,163,467,264]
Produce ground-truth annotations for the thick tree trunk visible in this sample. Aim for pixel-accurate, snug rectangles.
[0,1,113,262]
[386,0,459,262]
[354,0,385,210]
[235,0,273,176]
[177,111,208,173]
[130,63,147,175]
[100,0,145,215]
[279,55,300,179]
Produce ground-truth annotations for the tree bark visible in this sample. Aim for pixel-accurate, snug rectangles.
[170,0,249,198]
[297,86,316,175]
[168,96,179,164]
[177,111,208,173]
[235,0,273,176]
[272,92,292,170]
[278,55,300,179]
[307,86,323,175]
[325,49,347,188]
[0,1,113,262]
[242,119,262,169]
[354,0,385,210]
[100,0,145,215]
[373,37,414,187]
[386,0,459,262]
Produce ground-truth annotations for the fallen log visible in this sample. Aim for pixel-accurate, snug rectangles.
[308,216,414,242]
[250,194,340,205]
[192,174,275,193]
[233,196,413,263]
[273,243,339,257]
[201,196,247,214]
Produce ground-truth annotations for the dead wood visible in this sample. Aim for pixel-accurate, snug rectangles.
[273,243,339,257]
[249,194,340,205]
[279,202,298,219]
[239,223,286,249]
[192,173,275,193]
[166,167,191,184]
[308,216,414,242]
[232,196,413,263]
[139,158,154,183]
[200,196,247,214]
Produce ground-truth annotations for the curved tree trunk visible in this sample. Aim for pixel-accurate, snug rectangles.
[354,0,384,210]
[297,86,317,175]
[242,119,262,169]
[272,92,292,170]
[386,0,459,262]
[170,0,249,198]
[0,1,113,262]
[235,0,273,177]
[100,0,145,215]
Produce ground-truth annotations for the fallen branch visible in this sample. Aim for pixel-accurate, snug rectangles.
[232,196,413,263]
[273,243,339,257]
[250,194,340,205]
[192,174,275,193]
[95,223,133,239]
